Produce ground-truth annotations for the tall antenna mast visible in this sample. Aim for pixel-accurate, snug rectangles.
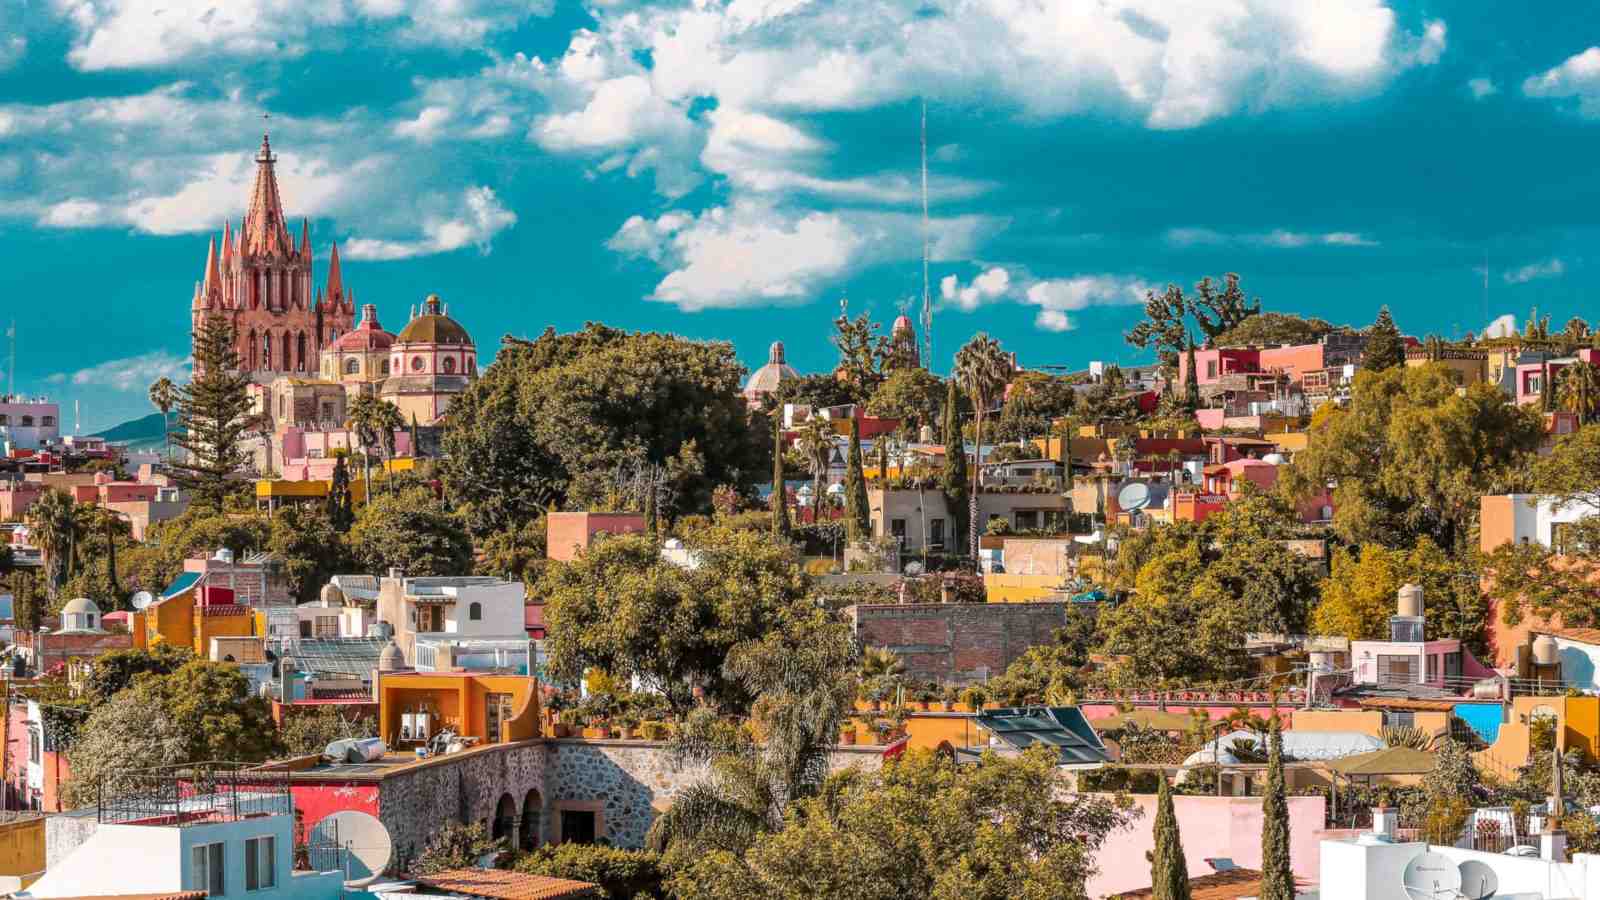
[920,99,933,370]
[6,319,13,401]
[1482,249,1489,332]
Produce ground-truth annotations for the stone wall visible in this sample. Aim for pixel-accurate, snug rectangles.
[377,741,546,866]
[43,809,97,870]
[846,601,1067,683]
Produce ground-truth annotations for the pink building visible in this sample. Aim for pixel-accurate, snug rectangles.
[276,427,414,481]
[1177,347,1260,387]
[0,396,60,451]
[0,481,43,520]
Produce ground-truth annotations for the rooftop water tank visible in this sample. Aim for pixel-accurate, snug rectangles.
[1397,583,1423,618]
[1533,634,1560,666]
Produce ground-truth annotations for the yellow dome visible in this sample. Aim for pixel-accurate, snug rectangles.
[397,294,472,346]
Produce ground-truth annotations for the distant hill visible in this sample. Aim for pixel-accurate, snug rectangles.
[90,412,172,450]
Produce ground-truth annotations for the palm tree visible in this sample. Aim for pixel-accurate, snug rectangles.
[25,488,78,591]
[794,414,834,523]
[859,646,905,680]
[148,377,178,464]
[348,394,405,496]
[954,334,1013,564]
[1558,361,1600,424]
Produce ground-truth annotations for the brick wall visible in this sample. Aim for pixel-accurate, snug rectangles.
[846,602,1068,683]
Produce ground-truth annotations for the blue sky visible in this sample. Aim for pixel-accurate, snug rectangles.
[3,1,1600,430]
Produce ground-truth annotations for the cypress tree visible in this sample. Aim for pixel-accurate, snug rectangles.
[940,380,968,550]
[1151,775,1192,900]
[327,455,354,532]
[409,413,422,459]
[1183,335,1201,412]
[1363,306,1405,372]
[171,316,253,510]
[845,416,870,541]
[771,414,791,538]
[1259,716,1294,900]
[1542,360,1556,413]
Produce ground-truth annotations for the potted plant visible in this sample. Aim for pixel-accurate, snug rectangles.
[959,685,989,713]
[914,683,938,711]
[873,718,894,744]
[839,721,857,745]
[865,679,890,712]
[940,685,959,712]
[554,709,580,739]
[618,714,639,741]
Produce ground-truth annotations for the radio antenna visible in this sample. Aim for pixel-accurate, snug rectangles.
[920,99,933,370]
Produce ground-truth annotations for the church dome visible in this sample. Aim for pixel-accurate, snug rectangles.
[892,314,915,334]
[397,294,472,346]
[332,304,395,352]
[62,597,100,616]
[744,341,800,397]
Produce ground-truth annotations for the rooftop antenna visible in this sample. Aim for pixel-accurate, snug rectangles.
[74,399,80,434]
[920,99,933,370]
[1482,249,1489,332]
[5,319,13,401]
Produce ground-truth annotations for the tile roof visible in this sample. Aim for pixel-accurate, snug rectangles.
[47,893,209,900]
[410,868,599,900]
[1356,697,1461,712]
[1112,867,1306,900]
[1553,627,1600,646]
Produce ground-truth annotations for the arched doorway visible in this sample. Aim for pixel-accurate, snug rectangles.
[492,793,517,845]
[520,790,542,851]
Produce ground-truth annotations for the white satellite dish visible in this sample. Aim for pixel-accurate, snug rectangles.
[311,810,392,887]
[1116,482,1151,512]
[1457,859,1498,899]
[1401,851,1462,900]
[130,591,154,611]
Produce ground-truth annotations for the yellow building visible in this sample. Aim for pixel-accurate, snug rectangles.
[256,457,418,512]
[0,816,45,889]
[131,576,266,655]
[377,670,541,749]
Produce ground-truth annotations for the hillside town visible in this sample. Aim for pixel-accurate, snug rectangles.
[0,127,1599,900]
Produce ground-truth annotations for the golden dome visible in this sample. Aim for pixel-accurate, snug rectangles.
[396,294,473,346]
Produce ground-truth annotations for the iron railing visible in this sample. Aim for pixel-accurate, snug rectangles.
[98,763,292,826]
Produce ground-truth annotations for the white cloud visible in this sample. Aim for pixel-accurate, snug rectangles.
[941,266,1150,332]
[393,107,454,143]
[49,0,553,71]
[1166,227,1378,248]
[610,201,999,312]
[1468,77,1498,99]
[1524,47,1600,117]
[0,34,23,70]
[343,186,516,260]
[1482,313,1517,339]
[50,351,190,392]
[1503,257,1565,284]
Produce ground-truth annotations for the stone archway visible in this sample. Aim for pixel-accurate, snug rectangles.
[492,793,517,845]
[520,790,542,851]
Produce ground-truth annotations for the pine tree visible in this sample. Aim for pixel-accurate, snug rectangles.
[1363,306,1405,372]
[1151,775,1192,900]
[941,380,968,551]
[1183,335,1201,412]
[327,455,354,532]
[170,317,253,510]
[1259,716,1294,900]
[845,416,870,541]
[771,414,791,538]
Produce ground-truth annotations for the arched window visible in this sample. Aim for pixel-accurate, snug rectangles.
[249,329,259,370]
[466,357,476,375]
[469,602,482,621]
[442,357,456,374]
[345,358,360,375]
[281,334,292,370]
[263,333,273,371]
[411,356,425,372]
[381,359,390,375]
[297,333,307,371]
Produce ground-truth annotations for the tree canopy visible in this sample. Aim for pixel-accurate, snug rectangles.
[347,488,473,577]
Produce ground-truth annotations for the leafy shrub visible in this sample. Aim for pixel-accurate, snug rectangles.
[513,844,669,899]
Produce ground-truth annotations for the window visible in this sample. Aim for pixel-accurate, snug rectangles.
[299,620,312,638]
[28,730,40,764]
[1015,510,1039,531]
[315,616,338,638]
[40,416,54,427]
[928,518,946,548]
[1206,361,1218,379]
[442,357,456,374]
[381,360,390,375]
[467,357,476,375]
[469,602,482,621]
[411,356,425,372]
[1383,710,1415,729]
[890,518,907,540]
[245,836,275,891]
[0,415,7,425]
[560,809,597,845]
[345,358,360,375]
[191,842,225,896]
[19,416,32,427]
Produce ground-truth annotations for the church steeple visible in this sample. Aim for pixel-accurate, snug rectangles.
[241,131,291,257]
[325,241,346,310]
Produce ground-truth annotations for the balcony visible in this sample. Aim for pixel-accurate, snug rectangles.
[96,763,292,826]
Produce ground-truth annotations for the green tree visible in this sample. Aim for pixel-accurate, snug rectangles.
[541,527,811,712]
[843,417,869,541]
[1126,283,1192,372]
[1282,364,1542,552]
[866,368,945,435]
[411,822,502,874]
[11,570,42,634]
[349,393,405,495]
[1312,538,1484,650]
[1183,335,1200,412]
[830,310,890,402]
[669,746,1133,900]
[440,324,760,535]
[1362,306,1405,371]
[476,516,548,587]
[993,371,1076,444]
[170,317,253,510]
[1259,718,1293,900]
[1213,312,1337,348]
[348,489,472,577]
[119,508,271,596]
[514,844,668,899]
[267,505,355,603]
[773,373,856,412]
[326,454,355,531]
[954,334,1012,563]
[148,376,178,464]
[1151,776,1191,900]
[941,380,969,550]
[25,488,80,590]
[280,706,374,756]
[1557,361,1600,424]
[82,644,194,703]
[794,415,834,523]
[771,414,790,539]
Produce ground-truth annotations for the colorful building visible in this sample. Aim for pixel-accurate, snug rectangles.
[380,294,477,425]
[132,570,270,655]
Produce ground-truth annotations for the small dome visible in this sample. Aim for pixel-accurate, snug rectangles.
[320,583,345,606]
[61,597,99,616]
[378,639,406,672]
[396,294,473,345]
[744,341,801,397]
[892,314,915,334]
[331,304,395,352]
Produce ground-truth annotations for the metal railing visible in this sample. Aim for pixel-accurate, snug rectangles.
[98,763,292,826]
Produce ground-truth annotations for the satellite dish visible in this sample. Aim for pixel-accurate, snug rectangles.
[1401,851,1462,900]
[311,811,392,887]
[1457,860,1498,899]
[130,591,154,611]
[1117,482,1151,511]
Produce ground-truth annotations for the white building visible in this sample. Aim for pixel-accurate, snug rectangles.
[0,396,60,452]
[377,575,526,667]
[23,776,344,900]
[1482,492,1600,552]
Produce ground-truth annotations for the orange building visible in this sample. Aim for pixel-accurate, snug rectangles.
[131,580,266,655]
[376,670,541,749]
[546,512,647,562]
